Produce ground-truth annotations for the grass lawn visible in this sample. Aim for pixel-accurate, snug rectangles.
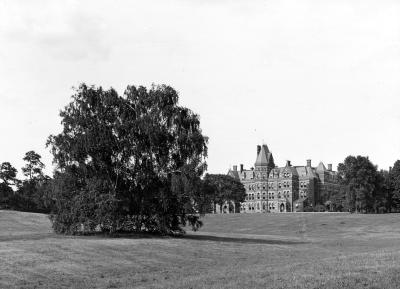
[1,210,400,289]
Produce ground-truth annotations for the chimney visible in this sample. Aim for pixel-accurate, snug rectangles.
[257,145,261,155]
[389,166,392,173]
[233,165,237,171]
[328,164,332,171]
[307,159,311,167]
[286,160,291,167]
[240,164,244,172]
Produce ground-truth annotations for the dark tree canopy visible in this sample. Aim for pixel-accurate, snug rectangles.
[47,83,208,235]
[337,155,381,213]
[389,160,400,211]
[0,162,18,209]
[203,174,246,213]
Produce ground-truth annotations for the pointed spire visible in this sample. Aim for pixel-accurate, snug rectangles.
[316,162,327,171]
[255,144,270,166]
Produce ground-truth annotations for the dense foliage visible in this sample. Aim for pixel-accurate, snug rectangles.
[46,84,208,235]
[202,174,246,213]
[324,156,400,213]
[336,156,381,213]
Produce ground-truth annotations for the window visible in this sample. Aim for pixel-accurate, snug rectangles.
[278,192,281,198]
[257,193,260,200]
[262,192,266,200]
[257,203,260,210]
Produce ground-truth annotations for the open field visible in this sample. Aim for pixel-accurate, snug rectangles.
[1,211,400,289]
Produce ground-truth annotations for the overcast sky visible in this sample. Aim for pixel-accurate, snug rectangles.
[1,0,400,177]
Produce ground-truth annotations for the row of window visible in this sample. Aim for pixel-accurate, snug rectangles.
[269,171,291,179]
[241,203,274,211]
[248,182,294,191]
[246,191,291,201]
[248,184,266,191]
[241,202,288,211]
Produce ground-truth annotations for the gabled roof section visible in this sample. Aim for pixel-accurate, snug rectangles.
[255,144,271,166]
[286,166,299,176]
[295,166,307,177]
[316,162,327,171]
[227,169,239,180]
[296,166,317,178]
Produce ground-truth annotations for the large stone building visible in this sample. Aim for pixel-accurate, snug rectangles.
[227,144,341,213]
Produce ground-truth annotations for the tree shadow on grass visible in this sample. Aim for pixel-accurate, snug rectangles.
[0,231,307,245]
[0,233,57,242]
[180,234,307,245]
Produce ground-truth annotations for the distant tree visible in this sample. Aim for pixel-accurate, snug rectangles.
[13,151,50,212]
[0,162,18,186]
[373,170,390,213]
[22,151,45,181]
[389,160,400,212]
[337,156,380,213]
[0,162,19,208]
[47,84,208,235]
[203,174,246,213]
[0,183,13,209]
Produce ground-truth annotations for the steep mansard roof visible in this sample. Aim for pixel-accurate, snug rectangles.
[316,162,327,171]
[255,144,272,166]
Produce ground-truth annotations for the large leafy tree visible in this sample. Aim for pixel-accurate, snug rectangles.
[337,156,380,213]
[47,84,208,235]
[203,174,246,213]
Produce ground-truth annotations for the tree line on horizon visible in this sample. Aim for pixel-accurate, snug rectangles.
[328,156,400,214]
[0,83,400,235]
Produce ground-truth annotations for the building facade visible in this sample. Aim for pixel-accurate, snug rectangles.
[227,144,341,213]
